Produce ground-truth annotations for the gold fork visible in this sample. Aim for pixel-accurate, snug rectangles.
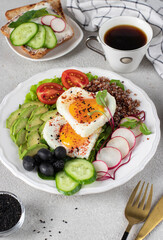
[121,181,153,240]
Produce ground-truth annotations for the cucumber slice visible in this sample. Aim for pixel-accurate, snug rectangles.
[27,24,46,49]
[10,22,38,46]
[44,25,57,49]
[56,171,82,196]
[64,159,96,184]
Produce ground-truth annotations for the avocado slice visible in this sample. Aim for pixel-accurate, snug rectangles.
[13,118,28,136]
[19,142,27,159]
[10,120,17,142]
[40,109,58,122]
[21,144,48,158]
[6,108,22,129]
[26,114,43,130]
[26,124,42,139]
[38,122,46,135]
[19,105,37,118]
[16,128,26,146]
[21,101,44,109]
[27,131,41,148]
[29,106,48,120]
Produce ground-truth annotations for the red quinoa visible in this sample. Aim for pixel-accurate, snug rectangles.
[84,77,140,127]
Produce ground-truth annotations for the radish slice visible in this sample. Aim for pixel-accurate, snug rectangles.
[96,147,122,169]
[41,15,56,26]
[106,136,130,159]
[50,18,66,32]
[93,160,108,178]
[111,128,136,150]
[120,116,142,137]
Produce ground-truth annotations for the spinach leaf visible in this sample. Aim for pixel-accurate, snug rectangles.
[88,124,112,162]
[110,79,125,91]
[38,171,55,180]
[9,8,53,28]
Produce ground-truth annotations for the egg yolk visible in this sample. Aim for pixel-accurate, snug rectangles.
[59,123,89,149]
[69,98,104,123]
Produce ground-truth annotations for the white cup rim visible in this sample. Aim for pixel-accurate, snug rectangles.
[99,16,153,53]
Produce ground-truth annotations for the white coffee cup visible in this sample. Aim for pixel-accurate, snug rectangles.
[86,16,153,73]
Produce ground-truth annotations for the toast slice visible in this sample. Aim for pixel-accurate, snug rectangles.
[1,0,74,59]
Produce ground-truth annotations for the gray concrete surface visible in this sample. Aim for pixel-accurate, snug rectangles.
[0,0,162,240]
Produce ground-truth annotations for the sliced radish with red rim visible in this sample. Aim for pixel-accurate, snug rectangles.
[93,160,108,178]
[120,116,142,137]
[106,136,130,159]
[50,18,66,32]
[111,128,136,150]
[41,15,56,26]
[96,147,122,169]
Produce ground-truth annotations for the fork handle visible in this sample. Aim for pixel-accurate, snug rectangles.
[121,231,129,240]
[121,223,132,240]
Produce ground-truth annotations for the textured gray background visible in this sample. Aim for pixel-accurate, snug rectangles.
[0,0,163,240]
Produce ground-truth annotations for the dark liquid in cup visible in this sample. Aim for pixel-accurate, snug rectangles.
[104,25,147,50]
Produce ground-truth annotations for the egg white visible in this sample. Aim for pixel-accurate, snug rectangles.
[43,115,101,159]
[56,87,116,137]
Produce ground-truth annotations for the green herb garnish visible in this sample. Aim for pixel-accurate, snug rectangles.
[120,118,139,129]
[9,8,61,28]
[96,90,108,107]
[120,117,151,135]
[139,123,152,135]
[110,79,124,90]
[86,73,98,82]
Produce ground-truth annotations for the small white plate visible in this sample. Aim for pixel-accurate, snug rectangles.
[5,16,83,61]
[0,67,160,195]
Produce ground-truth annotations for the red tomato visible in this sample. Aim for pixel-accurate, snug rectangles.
[36,83,64,105]
[61,69,89,89]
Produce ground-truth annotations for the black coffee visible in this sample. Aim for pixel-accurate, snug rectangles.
[104,25,147,50]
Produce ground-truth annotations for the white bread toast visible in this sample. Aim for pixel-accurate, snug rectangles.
[1,0,74,59]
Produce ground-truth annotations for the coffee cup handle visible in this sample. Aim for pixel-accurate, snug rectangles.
[85,36,106,60]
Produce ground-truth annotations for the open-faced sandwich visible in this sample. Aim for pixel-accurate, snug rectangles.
[1,0,74,59]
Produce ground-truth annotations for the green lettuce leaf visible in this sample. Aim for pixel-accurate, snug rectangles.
[24,76,62,110]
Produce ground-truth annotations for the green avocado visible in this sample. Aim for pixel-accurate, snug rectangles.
[21,101,44,109]
[40,109,57,122]
[19,105,37,118]
[26,124,42,139]
[29,106,48,120]
[27,131,41,148]
[21,144,48,158]
[26,114,43,130]
[6,108,22,129]
[16,128,26,146]
[13,118,28,136]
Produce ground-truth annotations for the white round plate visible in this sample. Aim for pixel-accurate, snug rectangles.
[0,67,160,195]
[5,16,83,61]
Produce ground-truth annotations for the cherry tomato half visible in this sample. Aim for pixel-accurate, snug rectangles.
[61,69,89,89]
[36,83,64,105]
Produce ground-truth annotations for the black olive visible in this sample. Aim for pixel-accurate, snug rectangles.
[53,146,67,160]
[37,148,52,161]
[23,156,35,171]
[34,154,42,166]
[39,163,54,176]
[53,159,65,172]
